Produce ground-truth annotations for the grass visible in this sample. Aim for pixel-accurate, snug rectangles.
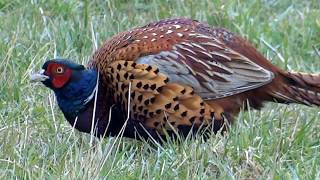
[0,0,320,179]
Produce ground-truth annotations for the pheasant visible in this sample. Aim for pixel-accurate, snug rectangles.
[31,18,320,142]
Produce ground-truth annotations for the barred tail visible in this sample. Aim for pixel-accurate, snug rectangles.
[270,71,320,106]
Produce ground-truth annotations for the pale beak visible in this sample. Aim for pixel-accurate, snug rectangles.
[30,69,49,82]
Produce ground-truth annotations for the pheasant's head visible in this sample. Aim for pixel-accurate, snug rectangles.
[31,59,98,119]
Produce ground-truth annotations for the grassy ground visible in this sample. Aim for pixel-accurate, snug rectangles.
[1,0,320,179]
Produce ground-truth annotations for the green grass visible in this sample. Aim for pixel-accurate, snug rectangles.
[1,0,320,179]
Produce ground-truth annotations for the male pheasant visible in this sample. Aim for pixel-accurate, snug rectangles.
[31,18,320,142]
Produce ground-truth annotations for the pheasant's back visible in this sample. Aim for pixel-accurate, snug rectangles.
[89,18,236,72]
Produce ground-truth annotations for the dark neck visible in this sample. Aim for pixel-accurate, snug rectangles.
[54,69,98,120]
[53,69,132,138]
[62,82,111,135]
[62,82,127,137]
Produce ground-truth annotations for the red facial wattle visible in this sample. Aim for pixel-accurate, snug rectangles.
[51,70,72,88]
[46,63,72,89]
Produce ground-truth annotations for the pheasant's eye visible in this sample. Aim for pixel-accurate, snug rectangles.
[56,66,64,74]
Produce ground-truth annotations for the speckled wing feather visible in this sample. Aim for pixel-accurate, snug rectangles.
[104,60,217,131]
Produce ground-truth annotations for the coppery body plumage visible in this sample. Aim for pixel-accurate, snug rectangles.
[89,18,320,134]
[32,18,320,141]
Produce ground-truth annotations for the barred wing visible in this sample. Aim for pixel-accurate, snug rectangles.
[136,32,274,100]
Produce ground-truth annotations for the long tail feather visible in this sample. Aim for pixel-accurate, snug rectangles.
[270,71,320,106]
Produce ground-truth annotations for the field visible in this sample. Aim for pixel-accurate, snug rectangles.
[1,0,320,179]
